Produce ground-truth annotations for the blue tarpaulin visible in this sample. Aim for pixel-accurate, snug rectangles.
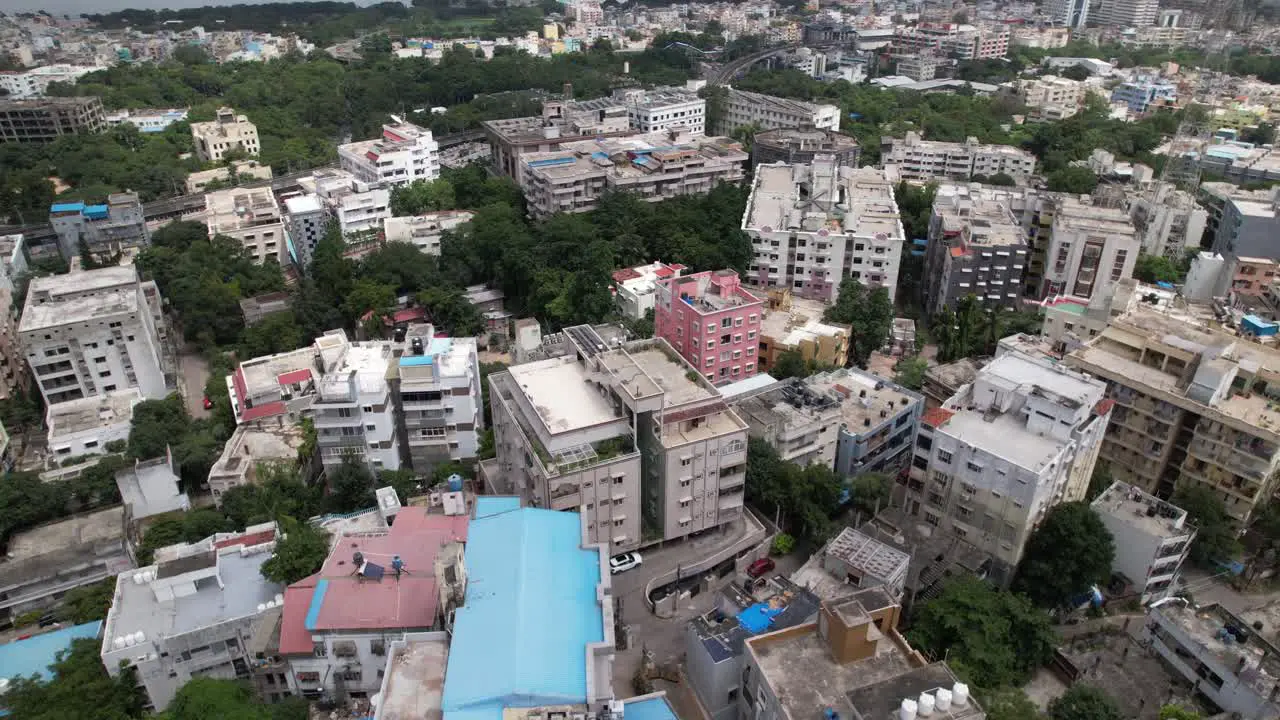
[737,602,783,633]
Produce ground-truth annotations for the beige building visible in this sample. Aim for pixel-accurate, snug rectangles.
[1041,197,1138,301]
[204,187,288,266]
[1066,307,1280,523]
[1012,75,1087,122]
[756,290,850,373]
[191,107,259,163]
[184,160,273,194]
[488,327,748,552]
[881,131,1037,182]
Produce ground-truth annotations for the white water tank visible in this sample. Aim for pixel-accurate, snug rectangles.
[133,632,145,645]
[123,634,135,647]
[274,593,284,605]
[935,688,952,711]
[257,603,267,612]
[899,698,917,720]
[918,692,935,716]
[953,682,969,707]
[132,573,144,585]
[114,637,126,649]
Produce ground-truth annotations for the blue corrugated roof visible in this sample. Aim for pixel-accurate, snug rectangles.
[0,621,101,682]
[442,508,604,720]
[49,202,85,214]
[304,579,329,631]
[83,205,109,220]
[621,696,679,720]
[475,497,521,518]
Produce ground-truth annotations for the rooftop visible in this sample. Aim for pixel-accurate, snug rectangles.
[808,368,920,435]
[845,662,984,720]
[1154,601,1280,702]
[981,352,1101,410]
[441,498,609,720]
[692,576,823,664]
[47,389,142,438]
[935,403,1067,472]
[932,191,1026,252]
[209,422,307,482]
[625,347,717,407]
[745,163,903,242]
[116,455,191,520]
[725,87,836,117]
[19,265,141,332]
[520,131,746,184]
[661,269,762,315]
[205,187,282,234]
[759,296,850,348]
[505,357,625,435]
[2,506,124,578]
[1053,197,1137,237]
[1092,481,1192,539]
[378,633,449,720]
[0,621,102,683]
[753,127,859,153]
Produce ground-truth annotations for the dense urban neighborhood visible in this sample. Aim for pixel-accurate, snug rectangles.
[7,0,1280,719]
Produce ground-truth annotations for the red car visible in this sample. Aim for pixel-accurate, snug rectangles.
[746,558,776,578]
[202,395,214,410]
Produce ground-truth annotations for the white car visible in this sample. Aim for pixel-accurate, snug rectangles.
[609,552,643,575]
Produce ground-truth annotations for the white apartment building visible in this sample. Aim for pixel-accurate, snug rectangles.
[612,87,705,135]
[191,107,260,163]
[488,327,749,552]
[19,266,167,406]
[282,194,328,270]
[205,187,289,266]
[519,130,747,218]
[0,64,108,99]
[744,159,905,303]
[1013,75,1087,121]
[1093,0,1159,27]
[382,210,475,256]
[312,339,403,472]
[389,328,482,474]
[46,389,142,460]
[105,108,189,134]
[881,132,1038,182]
[611,261,688,320]
[1130,183,1208,261]
[717,87,841,136]
[299,170,390,237]
[100,524,285,713]
[1091,481,1194,603]
[1041,197,1139,300]
[338,122,440,188]
[905,348,1110,584]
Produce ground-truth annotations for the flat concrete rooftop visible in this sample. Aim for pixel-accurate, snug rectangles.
[1092,481,1191,539]
[628,347,716,407]
[378,634,449,720]
[7,506,124,561]
[507,357,623,434]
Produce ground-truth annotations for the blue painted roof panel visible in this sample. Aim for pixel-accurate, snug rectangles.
[399,355,434,367]
[0,621,101,681]
[622,697,679,720]
[304,579,328,631]
[475,497,521,518]
[50,202,85,214]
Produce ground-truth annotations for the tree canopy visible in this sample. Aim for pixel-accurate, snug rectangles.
[1047,685,1124,720]
[824,280,893,368]
[261,516,331,585]
[1,638,146,720]
[1012,502,1116,608]
[745,438,843,545]
[1173,484,1242,567]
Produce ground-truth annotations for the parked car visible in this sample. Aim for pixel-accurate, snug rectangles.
[746,557,776,578]
[202,395,214,410]
[609,552,643,575]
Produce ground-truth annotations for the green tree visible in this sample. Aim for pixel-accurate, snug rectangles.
[825,280,894,367]
[745,438,842,544]
[326,455,376,513]
[57,578,116,623]
[261,516,330,585]
[127,395,190,460]
[1086,462,1113,502]
[390,178,456,215]
[1046,166,1099,194]
[1173,484,1242,567]
[2,638,146,720]
[1013,502,1116,608]
[771,349,809,380]
[1133,254,1181,283]
[982,687,1045,720]
[167,677,272,720]
[893,356,928,390]
[1047,685,1123,720]
[847,472,891,518]
[986,172,1016,186]
[1158,705,1200,720]
[907,576,1056,687]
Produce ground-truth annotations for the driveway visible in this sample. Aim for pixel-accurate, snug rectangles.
[179,352,211,419]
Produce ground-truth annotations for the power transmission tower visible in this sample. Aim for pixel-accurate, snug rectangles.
[1159,117,1211,193]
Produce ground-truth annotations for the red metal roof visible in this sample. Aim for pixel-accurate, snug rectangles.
[232,368,248,407]
[391,307,426,324]
[653,267,675,278]
[949,247,966,257]
[241,400,287,422]
[278,510,470,655]
[276,368,312,386]
[921,407,955,428]
[1094,398,1116,416]
[214,528,276,550]
[612,268,641,283]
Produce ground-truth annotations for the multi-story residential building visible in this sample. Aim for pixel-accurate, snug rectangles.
[1012,75,1086,122]
[716,87,841,136]
[104,107,189,134]
[281,505,467,701]
[608,86,705,135]
[228,332,339,425]
[1228,256,1278,297]
[733,378,840,469]
[1040,278,1169,349]
[338,121,440,188]
[894,53,940,82]
[1065,307,1280,522]
[904,349,1110,583]
[0,506,131,629]
[1044,0,1089,28]
[741,587,986,720]
[46,389,142,460]
[185,160,273,194]
[519,130,747,218]
[0,234,27,402]
[1091,481,1194,603]
[611,261,688,320]
[881,132,1038,182]
[115,451,191,521]
[924,185,1029,314]
[1211,190,1280,262]
[100,524,284,712]
[204,187,289,266]
[654,269,765,386]
[1130,183,1208,261]
[191,106,259,162]
[750,128,860,169]
[488,328,749,551]
[207,420,307,503]
[311,338,403,472]
[1010,26,1072,48]
[1093,0,1159,27]
[0,64,107,98]
[1111,79,1178,114]
[381,210,474,255]
[20,266,167,406]
[894,22,1009,60]
[1040,197,1138,301]
[745,160,905,302]
[49,193,149,260]
[0,96,105,143]
[484,98,634,185]
[299,169,390,237]
[757,292,850,373]
[387,328,482,474]
[282,194,327,269]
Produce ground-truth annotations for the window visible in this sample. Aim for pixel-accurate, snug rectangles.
[734,317,744,327]
[924,511,940,527]
[937,450,953,464]
[613,519,624,527]
[966,461,982,472]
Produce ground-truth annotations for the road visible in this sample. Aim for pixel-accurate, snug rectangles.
[705,44,800,85]
[179,352,212,419]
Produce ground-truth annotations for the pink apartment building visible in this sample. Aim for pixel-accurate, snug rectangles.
[654,269,765,386]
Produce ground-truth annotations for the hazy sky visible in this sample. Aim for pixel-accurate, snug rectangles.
[2,0,387,17]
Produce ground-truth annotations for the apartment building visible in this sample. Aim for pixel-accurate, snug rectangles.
[607,86,705,135]
[282,194,327,269]
[49,193,149,261]
[105,108,189,134]
[1040,197,1138,301]
[815,368,923,479]
[924,184,1029,314]
[1144,600,1280,718]
[1111,79,1177,114]
[1130,183,1208,261]
[519,129,747,218]
[609,261,687,320]
[757,292,850,373]
[207,421,307,503]
[100,524,284,712]
[281,506,467,701]
[905,350,1110,583]
[881,132,1038,182]
[1093,0,1159,27]
[0,235,26,401]
[19,265,167,406]
[1211,190,1280,262]
[299,169,390,237]
[1044,0,1089,28]
[0,97,105,143]
[1091,481,1194,603]
[654,270,765,386]
[1065,307,1280,522]
[488,328,749,551]
[311,339,402,472]
[191,107,260,162]
[894,22,1009,60]
[744,160,905,302]
[0,64,107,99]
[733,378,840,469]
[382,210,474,255]
[1040,278,1169,349]
[46,389,142,459]
[204,187,289,266]
[1010,27,1072,48]
[716,88,840,136]
[751,128,860,169]
[338,122,440,188]
[1012,75,1086,122]
[387,329,482,474]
